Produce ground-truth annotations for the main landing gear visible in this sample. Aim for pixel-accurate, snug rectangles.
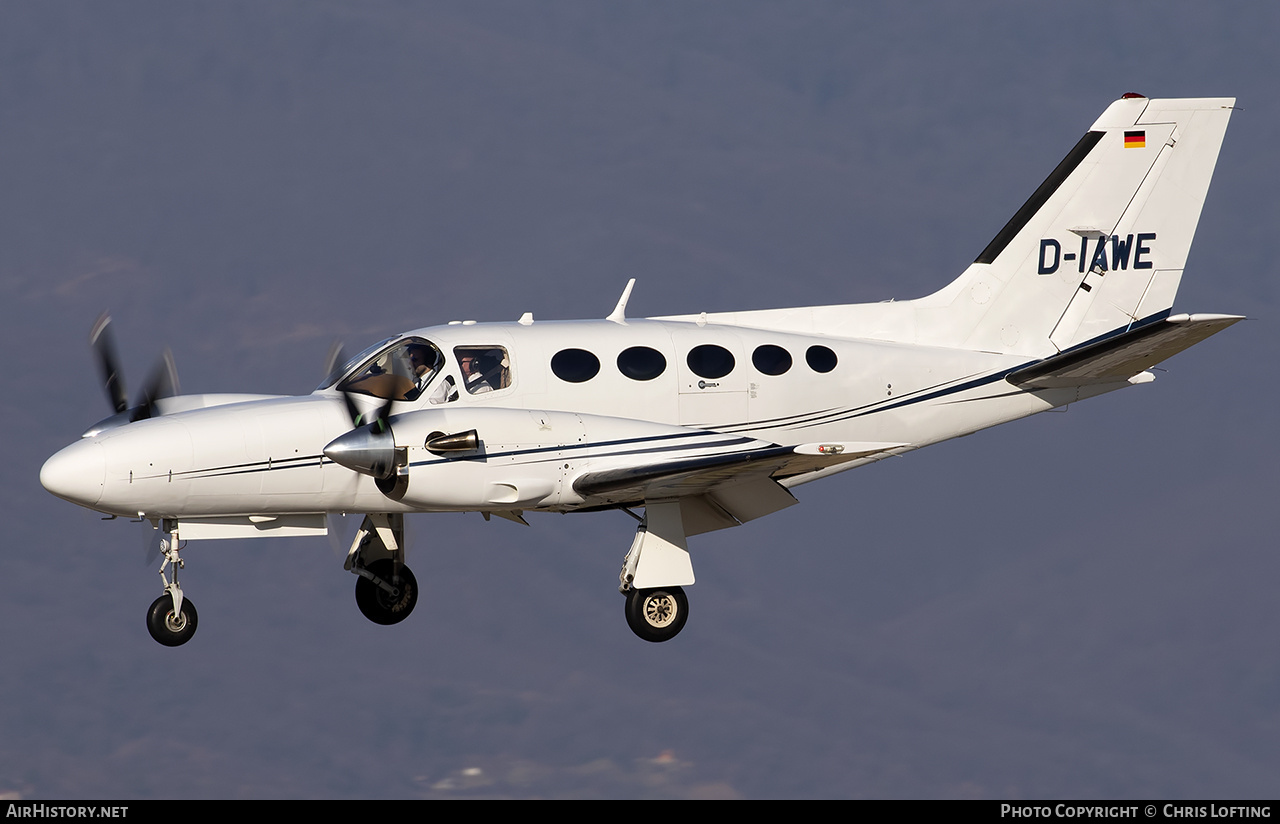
[618,501,695,643]
[146,519,198,646]
[345,513,418,625]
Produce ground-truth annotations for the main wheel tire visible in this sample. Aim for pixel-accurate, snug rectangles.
[624,586,688,643]
[146,594,198,647]
[355,560,419,626]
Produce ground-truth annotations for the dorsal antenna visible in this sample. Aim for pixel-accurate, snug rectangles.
[606,278,636,324]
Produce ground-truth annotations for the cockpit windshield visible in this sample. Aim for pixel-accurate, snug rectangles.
[328,337,444,402]
[317,337,393,390]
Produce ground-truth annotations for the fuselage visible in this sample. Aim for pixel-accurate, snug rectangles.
[40,315,1093,521]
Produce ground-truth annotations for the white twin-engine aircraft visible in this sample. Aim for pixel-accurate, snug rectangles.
[42,95,1241,647]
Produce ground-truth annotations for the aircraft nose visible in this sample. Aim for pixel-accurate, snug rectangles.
[40,439,106,508]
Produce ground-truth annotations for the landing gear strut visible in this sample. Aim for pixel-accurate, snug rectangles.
[346,513,418,625]
[146,519,198,646]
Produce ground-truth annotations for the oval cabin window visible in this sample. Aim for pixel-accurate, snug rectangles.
[805,345,838,373]
[617,346,667,381]
[752,344,792,376]
[551,348,601,383]
[686,344,735,380]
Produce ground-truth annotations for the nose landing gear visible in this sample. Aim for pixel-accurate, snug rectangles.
[145,520,198,646]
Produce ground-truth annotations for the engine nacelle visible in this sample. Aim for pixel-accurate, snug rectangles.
[368,407,576,509]
[339,407,701,511]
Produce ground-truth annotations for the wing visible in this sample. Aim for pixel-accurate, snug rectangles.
[1007,313,1243,389]
[573,439,904,535]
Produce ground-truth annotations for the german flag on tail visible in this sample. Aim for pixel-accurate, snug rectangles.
[1124,130,1146,148]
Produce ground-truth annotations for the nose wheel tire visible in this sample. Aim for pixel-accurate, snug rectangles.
[146,594,198,646]
[624,586,688,643]
[355,559,419,625]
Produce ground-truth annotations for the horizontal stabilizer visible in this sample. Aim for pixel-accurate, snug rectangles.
[1007,314,1243,388]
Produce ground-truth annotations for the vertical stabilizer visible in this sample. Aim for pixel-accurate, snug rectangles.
[654,96,1235,355]
[921,95,1235,355]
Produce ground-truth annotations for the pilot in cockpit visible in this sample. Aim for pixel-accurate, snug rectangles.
[405,344,437,397]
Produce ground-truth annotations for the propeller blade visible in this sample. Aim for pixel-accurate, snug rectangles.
[368,397,393,432]
[134,348,180,421]
[90,313,129,414]
[341,391,393,430]
[340,391,362,427]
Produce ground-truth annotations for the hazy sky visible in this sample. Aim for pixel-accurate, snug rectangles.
[3,1,1277,798]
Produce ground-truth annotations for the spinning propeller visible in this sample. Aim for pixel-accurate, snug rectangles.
[86,313,181,434]
[322,340,478,499]
[321,341,404,493]
[325,393,400,481]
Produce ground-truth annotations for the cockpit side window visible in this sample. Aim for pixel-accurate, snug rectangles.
[336,337,443,401]
[453,346,511,395]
